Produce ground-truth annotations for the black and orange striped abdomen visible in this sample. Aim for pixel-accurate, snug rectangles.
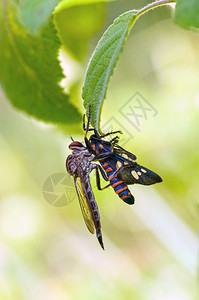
[100,160,134,205]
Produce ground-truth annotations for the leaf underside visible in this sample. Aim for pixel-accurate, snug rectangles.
[82,10,138,129]
[0,0,81,124]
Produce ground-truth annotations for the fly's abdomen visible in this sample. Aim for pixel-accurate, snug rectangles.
[83,178,104,249]
[101,161,134,205]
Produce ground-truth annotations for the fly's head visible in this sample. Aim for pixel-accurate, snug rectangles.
[69,141,86,153]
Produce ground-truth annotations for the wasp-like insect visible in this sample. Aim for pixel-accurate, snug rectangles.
[83,106,163,204]
[66,140,109,250]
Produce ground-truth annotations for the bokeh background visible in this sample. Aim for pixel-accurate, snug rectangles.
[0,0,198,299]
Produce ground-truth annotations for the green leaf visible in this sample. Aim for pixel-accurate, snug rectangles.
[174,0,199,30]
[82,10,138,129]
[19,0,60,33]
[54,2,107,61]
[0,0,81,124]
[55,0,111,12]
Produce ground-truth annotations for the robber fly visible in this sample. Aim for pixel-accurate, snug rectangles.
[66,140,109,250]
[83,106,163,204]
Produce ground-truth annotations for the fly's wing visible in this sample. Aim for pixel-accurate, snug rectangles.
[74,177,95,234]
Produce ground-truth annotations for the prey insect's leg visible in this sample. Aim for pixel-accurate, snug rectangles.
[100,130,123,138]
[109,136,120,144]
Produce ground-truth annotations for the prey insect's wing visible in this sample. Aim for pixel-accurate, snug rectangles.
[112,147,162,185]
[128,164,162,185]
[113,146,137,162]
[117,163,163,185]
[74,177,95,234]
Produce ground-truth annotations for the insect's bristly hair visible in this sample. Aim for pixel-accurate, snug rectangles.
[70,136,74,142]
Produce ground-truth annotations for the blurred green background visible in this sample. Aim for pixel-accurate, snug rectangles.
[0,1,198,299]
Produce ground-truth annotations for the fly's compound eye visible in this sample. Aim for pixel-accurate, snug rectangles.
[69,141,85,150]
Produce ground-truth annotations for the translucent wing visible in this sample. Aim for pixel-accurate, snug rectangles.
[74,177,95,234]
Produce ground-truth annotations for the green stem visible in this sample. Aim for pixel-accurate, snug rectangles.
[137,0,176,18]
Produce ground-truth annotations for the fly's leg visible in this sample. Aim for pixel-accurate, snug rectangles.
[95,165,126,190]
[83,113,94,133]
[91,151,113,161]
[107,165,126,181]
[83,113,94,154]
[83,106,97,154]
[83,105,94,138]
[95,166,111,191]
[91,162,125,186]
[91,164,111,191]
[97,164,109,181]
